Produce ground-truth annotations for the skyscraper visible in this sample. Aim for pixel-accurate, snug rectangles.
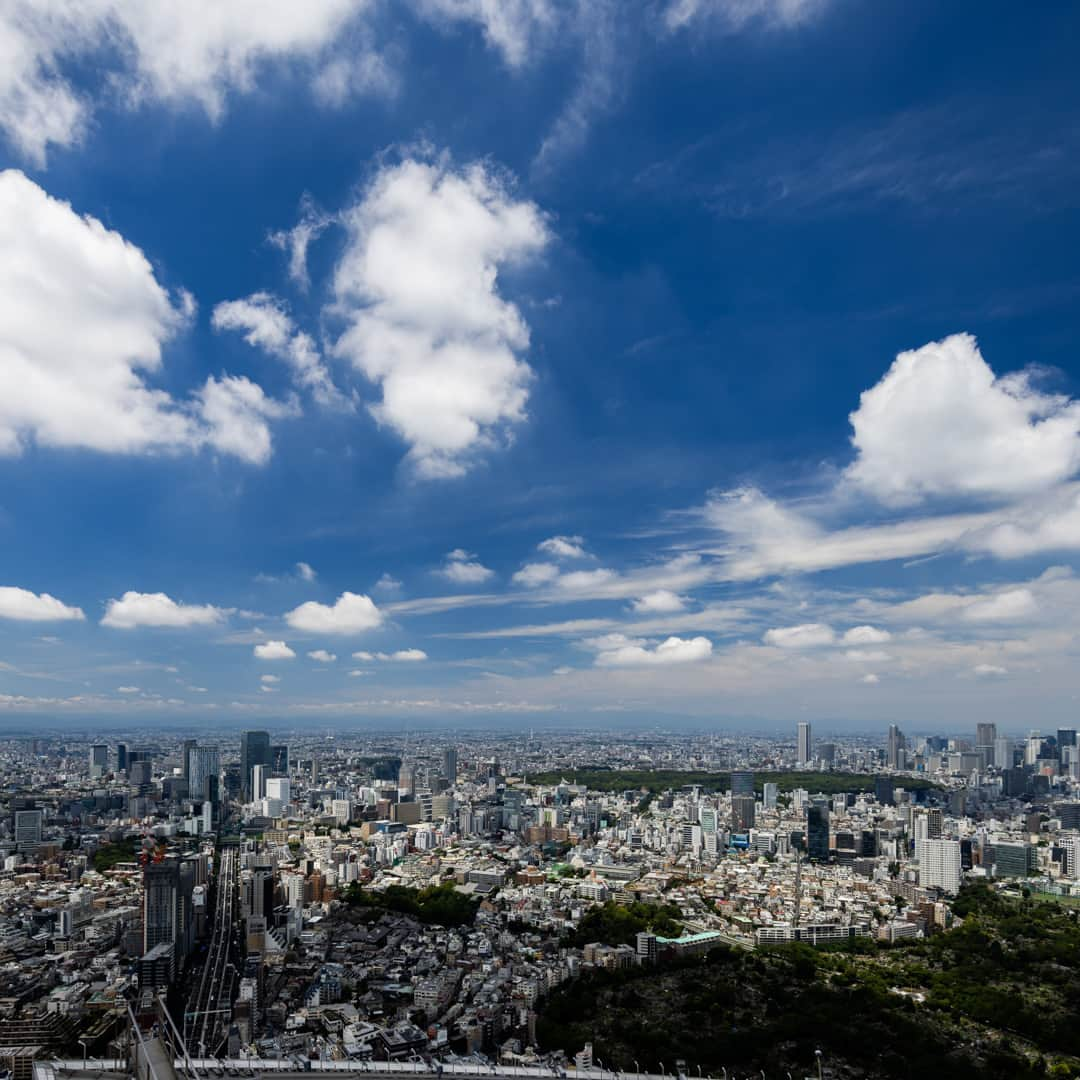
[731,794,755,831]
[886,724,905,770]
[181,738,197,782]
[143,859,181,954]
[917,838,962,894]
[730,771,754,797]
[443,747,458,787]
[806,799,830,862]
[797,722,812,767]
[188,746,220,802]
[240,730,272,800]
[117,742,129,773]
[271,743,290,775]
[89,744,109,778]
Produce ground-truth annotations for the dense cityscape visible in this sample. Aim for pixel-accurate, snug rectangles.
[0,722,1076,1079]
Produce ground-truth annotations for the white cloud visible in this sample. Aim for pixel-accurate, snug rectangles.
[841,625,891,645]
[0,2,382,168]
[331,154,549,477]
[0,586,85,622]
[285,591,383,633]
[102,591,224,629]
[843,649,891,663]
[665,0,827,30]
[374,573,403,592]
[0,171,289,463]
[196,374,291,465]
[351,648,428,662]
[538,535,588,559]
[973,663,1008,677]
[631,589,687,614]
[512,562,560,588]
[212,292,346,406]
[960,487,1080,558]
[268,193,332,291]
[437,550,496,585]
[307,649,337,662]
[116,685,140,694]
[763,623,835,648]
[415,0,555,67]
[963,588,1037,622]
[296,562,317,582]
[594,634,713,668]
[254,640,296,660]
[556,568,618,592]
[861,673,880,685]
[260,673,280,683]
[846,334,1080,505]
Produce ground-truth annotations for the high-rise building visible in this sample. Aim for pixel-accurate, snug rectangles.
[730,771,754,797]
[731,794,755,831]
[117,743,129,773]
[443,748,458,787]
[181,739,198,782]
[251,763,268,802]
[994,737,1013,770]
[14,809,42,848]
[271,744,290,775]
[817,742,836,767]
[89,744,109,778]
[797,722,812,767]
[240,730,272,800]
[143,859,180,954]
[874,776,894,806]
[886,725,905,770]
[762,782,778,809]
[398,761,417,796]
[917,838,961,894]
[806,799,830,862]
[188,746,220,802]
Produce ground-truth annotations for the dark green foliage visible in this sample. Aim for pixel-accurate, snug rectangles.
[566,901,683,947]
[343,881,481,927]
[539,884,1080,1078]
[92,840,137,871]
[527,768,937,796]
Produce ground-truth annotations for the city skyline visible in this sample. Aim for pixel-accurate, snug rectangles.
[2,1,1080,727]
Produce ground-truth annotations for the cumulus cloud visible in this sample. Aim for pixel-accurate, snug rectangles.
[374,573,403,592]
[841,625,891,645]
[631,589,688,614]
[254,640,296,659]
[593,634,713,667]
[102,591,224,629]
[307,649,337,662]
[331,154,549,477]
[285,592,383,634]
[861,673,880,685]
[556,568,618,592]
[538,535,588,559]
[846,334,1080,505]
[0,171,287,463]
[973,663,1008,677]
[416,0,555,67]
[763,623,835,648]
[295,562,317,582]
[212,291,346,406]
[260,673,280,683]
[0,587,85,622]
[512,562,560,588]
[963,588,1038,622]
[437,550,496,585]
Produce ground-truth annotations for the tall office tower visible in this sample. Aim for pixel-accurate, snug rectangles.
[265,777,290,804]
[917,838,962,894]
[443,747,458,787]
[1057,729,1078,757]
[117,743,129,773]
[89,743,109,778]
[143,859,181,954]
[762,782,778,809]
[398,761,417,796]
[818,742,836,767]
[976,722,997,761]
[251,764,268,802]
[806,799,830,862]
[271,743,289,775]
[181,739,197,782]
[731,794,755,831]
[874,775,895,806]
[994,737,1013,770]
[1025,732,1043,765]
[310,753,319,784]
[14,809,43,848]
[240,730,272,800]
[730,771,754,797]
[797,722,812,767]
[926,807,943,839]
[886,725,905,770]
[1062,836,1080,880]
[188,746,221,802]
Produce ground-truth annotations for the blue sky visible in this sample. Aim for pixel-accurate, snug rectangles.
[1,0,1079,731]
